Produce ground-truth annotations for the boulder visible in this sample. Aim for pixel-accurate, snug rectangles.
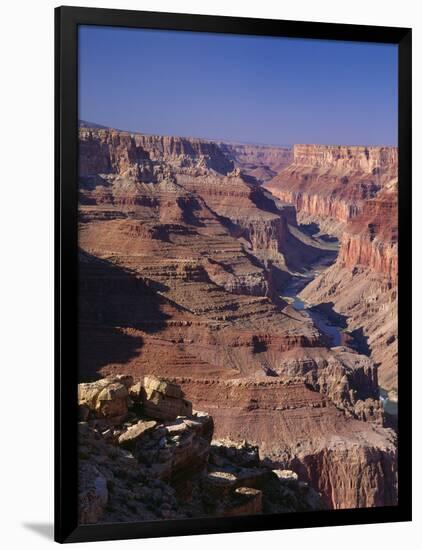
[143,376,183,399]
[78,378,129,423]
[112,374,134,388]
[118,420,158,449]
[96,383,128,419]
[137,413,213,482]
[128,381,143,402]
[273,469,299,484]
[141,375,192,421]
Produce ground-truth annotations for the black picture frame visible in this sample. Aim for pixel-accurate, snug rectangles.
[55,5,412,543]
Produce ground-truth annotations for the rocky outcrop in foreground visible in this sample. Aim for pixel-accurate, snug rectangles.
[78,375,324,524]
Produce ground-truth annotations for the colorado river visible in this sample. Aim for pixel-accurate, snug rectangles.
[279,248,397,418]
[379,389,398,416]
[280,255,344,347]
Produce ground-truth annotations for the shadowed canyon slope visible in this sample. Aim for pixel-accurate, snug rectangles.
[78,126,398,509]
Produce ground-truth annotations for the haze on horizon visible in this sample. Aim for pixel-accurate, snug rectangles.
[79,26,398,147]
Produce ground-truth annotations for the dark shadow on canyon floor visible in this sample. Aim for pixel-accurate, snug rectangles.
[298,221,338,244]
[309,302,371,357]
[349,326,372,356]
[309,302,348,330]
[78,323,143,382]
[298,221,320,237]
[78,249,171,381]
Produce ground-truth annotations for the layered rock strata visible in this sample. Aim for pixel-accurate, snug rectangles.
[78,125,398,511]
[170,375,396,509]
[79,127,234,178]
[78,375,324,524]
[264,144,398,235]
[300,182,398,392]
[264,144,398,392]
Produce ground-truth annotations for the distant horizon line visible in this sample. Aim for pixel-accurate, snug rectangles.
[78,119,398,149]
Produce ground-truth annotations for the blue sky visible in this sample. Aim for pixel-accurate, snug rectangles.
[79,26,398,146]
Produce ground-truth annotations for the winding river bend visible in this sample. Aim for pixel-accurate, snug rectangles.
[278,224,397,417]
[279,224,343,346]
[281,259,344,346]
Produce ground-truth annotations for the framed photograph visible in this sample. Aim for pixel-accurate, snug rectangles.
[55,6,412,543]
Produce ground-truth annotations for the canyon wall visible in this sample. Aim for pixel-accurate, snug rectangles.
[264,144,398,235]
[338,183,398,282]
[175,376,396,509]
[301,183,398,392]
[292,144,397,172]
[80,125,293,185]
[263,143,398,392]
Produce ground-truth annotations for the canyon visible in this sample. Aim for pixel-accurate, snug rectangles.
[265,144,398,394]
[78,123,398,519]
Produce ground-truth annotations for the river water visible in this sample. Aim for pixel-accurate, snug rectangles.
[278,249,396,417]
[279,256,344,347]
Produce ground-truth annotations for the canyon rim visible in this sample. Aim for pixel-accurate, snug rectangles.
[76,26,399,525]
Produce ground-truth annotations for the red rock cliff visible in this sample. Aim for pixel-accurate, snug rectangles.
[338,184,398,283]
[300,184,398,391]
[264,144,398,234]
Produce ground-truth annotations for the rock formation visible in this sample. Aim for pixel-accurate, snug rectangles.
[77,124,398,515]
[78,375,324,524]
[79,127,234,178]
[172,374,396,509]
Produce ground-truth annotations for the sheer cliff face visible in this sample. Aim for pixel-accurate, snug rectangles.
[264,144,398,234]
[339,184,398,282]
[292,144,397,173]
[78,126,397,510]
[79,128,234,178]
